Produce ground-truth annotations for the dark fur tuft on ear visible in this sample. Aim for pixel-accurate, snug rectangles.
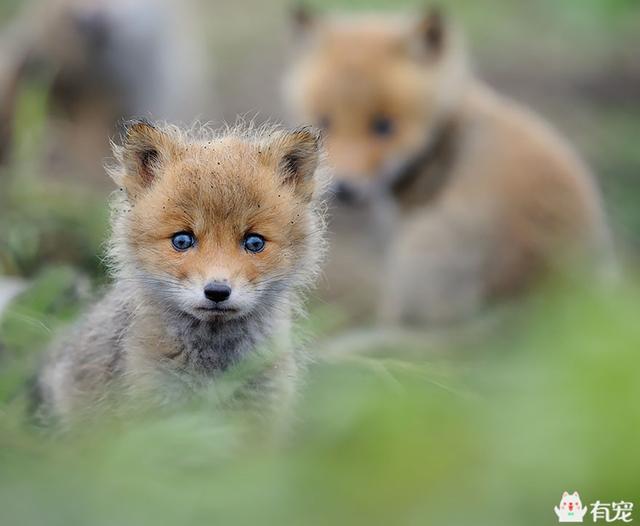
[421,7,446,53]
[291,4,315,33]
[263,126,321,200]
[280,126,320,182]
[110,119,180,198]
[121,120,160,186]
[121,120,163,187]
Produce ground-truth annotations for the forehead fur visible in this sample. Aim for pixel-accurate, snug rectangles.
[130,135,305,242]
[109,122,323,206]
[320,15,410,50]
[305,15,424,76]
[153,135,278,213]
[285,12,468,117]
[109,121,325,237]
[301,12,462,66]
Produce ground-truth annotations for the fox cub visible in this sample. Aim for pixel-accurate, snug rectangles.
[36,121,325,422]
[285,8,613,325]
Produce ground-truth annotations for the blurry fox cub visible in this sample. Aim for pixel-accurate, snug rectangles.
[36,121,325,423]
[285,7,614,325]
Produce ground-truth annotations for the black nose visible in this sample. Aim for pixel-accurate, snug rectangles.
[204,282,231,303]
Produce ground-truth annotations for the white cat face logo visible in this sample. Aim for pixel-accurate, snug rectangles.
[555,491,588,523]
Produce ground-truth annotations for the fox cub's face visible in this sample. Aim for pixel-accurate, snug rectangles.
[285,9,464,199]
[110,122,322,321]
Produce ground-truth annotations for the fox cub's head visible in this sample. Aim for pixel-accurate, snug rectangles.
[285,8,467,200]
[108,121,324,321]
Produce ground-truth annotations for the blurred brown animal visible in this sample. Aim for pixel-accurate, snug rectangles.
[0,0,213,178]
[284,8,614,326]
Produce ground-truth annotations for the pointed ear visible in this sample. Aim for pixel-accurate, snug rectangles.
[418,7,446,55]
[112,120,177,197]
[291,4,315,34]
[263,126,321,201]
[563,492,569,497]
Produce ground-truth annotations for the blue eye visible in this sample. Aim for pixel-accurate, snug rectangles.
[243,233,266,254]
[371,115,393,137]
[171,232,195,251]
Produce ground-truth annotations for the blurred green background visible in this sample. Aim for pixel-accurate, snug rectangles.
[0,0,639,524]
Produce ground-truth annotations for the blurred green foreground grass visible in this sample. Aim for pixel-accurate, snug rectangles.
[0,273,638,526]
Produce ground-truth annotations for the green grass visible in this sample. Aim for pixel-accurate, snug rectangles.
[0,266,87,403]
[0,77,109,278]
[0,274,638,525]
[0,176,108,277]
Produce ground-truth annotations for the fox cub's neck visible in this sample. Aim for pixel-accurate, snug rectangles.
[121,281,292,381]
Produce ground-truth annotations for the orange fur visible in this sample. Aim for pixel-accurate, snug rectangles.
[37,121,326,423]
[285,10,613,325]
[111,124,320,301]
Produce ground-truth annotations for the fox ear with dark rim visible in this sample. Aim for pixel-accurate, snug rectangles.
[265,127,321,200]
[291,4,315,34]
[419,7,446,55]
[113,120,174,196]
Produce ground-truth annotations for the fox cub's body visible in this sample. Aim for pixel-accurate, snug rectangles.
[36,122,324,422]
[285,10,613,324]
